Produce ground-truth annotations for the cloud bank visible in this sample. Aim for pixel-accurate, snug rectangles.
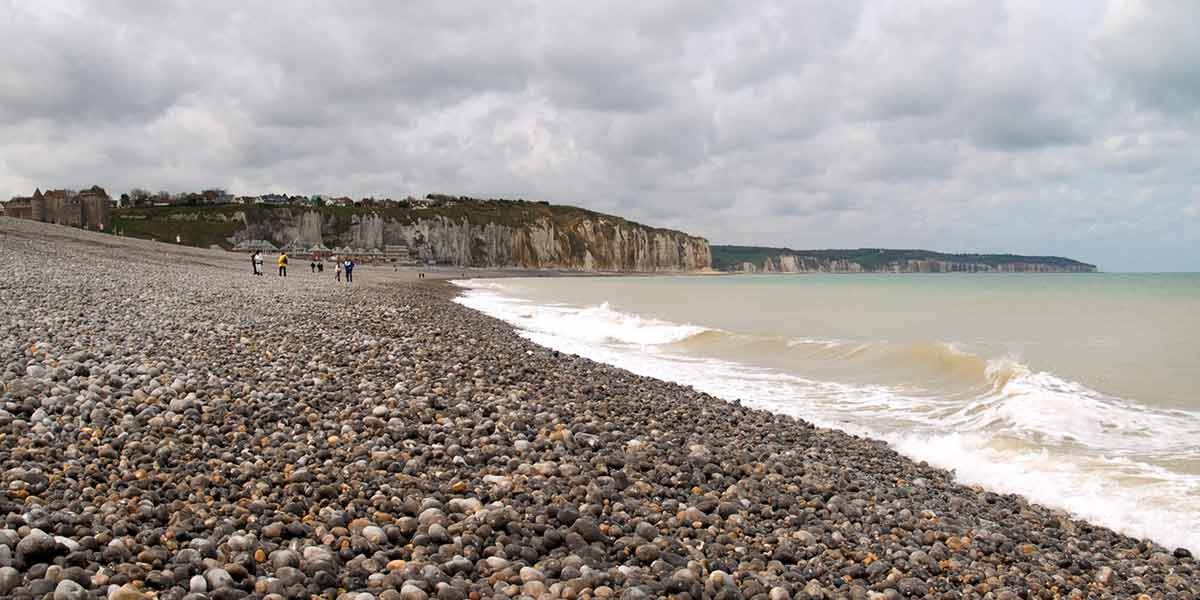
[2,0,1198,270]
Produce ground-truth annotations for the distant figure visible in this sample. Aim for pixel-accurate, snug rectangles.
[335,259,342,282]
[317,262,324,273]
[278,252,288,277]
[344,259,355,284]
[249,252,256,275]
[253,251,264,276]
[310,260,317,273]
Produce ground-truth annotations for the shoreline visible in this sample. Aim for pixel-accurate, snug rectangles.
[1,218,1196,599]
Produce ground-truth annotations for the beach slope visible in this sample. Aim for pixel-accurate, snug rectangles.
[0,217,1194,599]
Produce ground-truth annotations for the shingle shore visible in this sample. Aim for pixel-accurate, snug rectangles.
[0,217,1195,600]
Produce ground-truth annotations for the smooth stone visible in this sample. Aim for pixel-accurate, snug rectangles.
[17,529,58,563]
[362,526,387,545]
[399,583,428,600]
[108,584,146,600]
[54,579,88,600]
[634,544,659,562]
[0,566,21,596]
[519,566,545,583]
[205,568,234,590]
[270,549,300,569]
[276,567,305,587]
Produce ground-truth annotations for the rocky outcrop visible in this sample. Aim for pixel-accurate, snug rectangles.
[760,256,865,273]
[230,209,710,272]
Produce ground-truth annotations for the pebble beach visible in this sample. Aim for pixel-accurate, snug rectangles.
[1,217,1196,600]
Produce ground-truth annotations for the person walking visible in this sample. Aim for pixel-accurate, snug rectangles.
[317,261,324,273]
[277,252,288,277]
[253,251,264,276]
[310,260,317,274]
[334,258,342,282]
[249,252,256,275]
[344,258,355,284]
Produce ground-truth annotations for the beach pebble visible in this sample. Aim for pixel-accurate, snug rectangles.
[53,579,88,600]
[0,567,21,596]
[0,219,1195,600]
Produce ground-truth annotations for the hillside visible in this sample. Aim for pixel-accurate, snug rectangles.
[712,245,1097,273]
[109,200,711,272]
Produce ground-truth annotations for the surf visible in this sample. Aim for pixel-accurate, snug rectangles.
[452,276,1200,552]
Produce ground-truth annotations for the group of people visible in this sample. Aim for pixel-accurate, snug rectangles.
[249,251,356,284]
[334,257,355,283]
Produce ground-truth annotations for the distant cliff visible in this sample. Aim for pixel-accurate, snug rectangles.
[111,201,711,272]
[713,246,1097,273]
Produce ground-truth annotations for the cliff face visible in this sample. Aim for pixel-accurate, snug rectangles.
[715,246,1097,273]
[238,212,710,271]
[734,255,1095,273]
[118,203,711,272]
[743,256,1095,273]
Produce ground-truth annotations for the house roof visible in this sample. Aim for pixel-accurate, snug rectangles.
[233,239,279,251]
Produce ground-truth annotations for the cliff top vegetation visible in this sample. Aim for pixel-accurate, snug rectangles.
[110,198,707,249]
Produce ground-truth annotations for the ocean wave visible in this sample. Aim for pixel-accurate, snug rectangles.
[888,430,1200,553]
[456,287,714,346]
[454,281,1200,552]
[452,279,513,292]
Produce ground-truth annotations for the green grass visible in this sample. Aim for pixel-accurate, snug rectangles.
[111,205,245,247]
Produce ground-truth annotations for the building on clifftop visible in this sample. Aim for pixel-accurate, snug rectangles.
[2,186,112,230]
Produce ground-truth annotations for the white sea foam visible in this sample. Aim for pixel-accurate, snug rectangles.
[887,432,1200,553]
[453,281,1200,552]
[454,282,713,346]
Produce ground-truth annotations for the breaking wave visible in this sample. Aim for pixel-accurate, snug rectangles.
[452,279,1200,552]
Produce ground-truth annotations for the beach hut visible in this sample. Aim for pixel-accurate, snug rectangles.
[308,242,332,260]
[232,239,278,253]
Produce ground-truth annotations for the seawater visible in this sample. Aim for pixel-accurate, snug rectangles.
[453,273,1200,552]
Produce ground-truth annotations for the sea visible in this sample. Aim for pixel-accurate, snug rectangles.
[454,273,1200,552]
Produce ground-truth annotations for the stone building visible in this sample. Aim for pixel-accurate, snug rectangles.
[2,186,112,230]
[1,196,33,219]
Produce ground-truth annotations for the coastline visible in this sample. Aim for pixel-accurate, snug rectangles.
[1,217,1195,599]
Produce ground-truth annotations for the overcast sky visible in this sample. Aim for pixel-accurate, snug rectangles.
[2,1,1198,270]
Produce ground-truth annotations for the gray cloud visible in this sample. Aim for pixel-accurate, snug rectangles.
[2,1,1199,270]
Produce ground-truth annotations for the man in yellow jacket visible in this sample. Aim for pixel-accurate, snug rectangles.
[277,252,288,277]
